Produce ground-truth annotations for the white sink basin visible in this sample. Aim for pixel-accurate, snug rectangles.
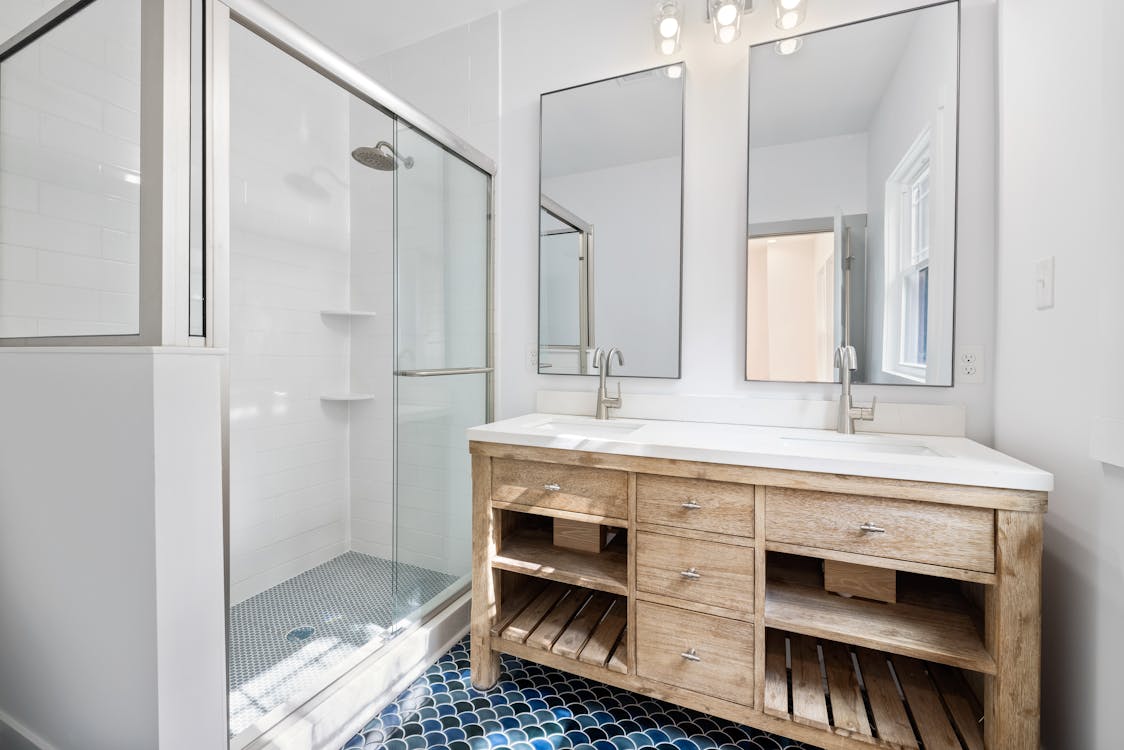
[780,434,939,457]
[531,417,644,439]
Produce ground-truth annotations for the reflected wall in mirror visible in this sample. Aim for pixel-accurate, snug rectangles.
[539,64,684,378]
[746,2,959,385]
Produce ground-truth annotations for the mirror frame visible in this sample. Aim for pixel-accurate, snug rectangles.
[537,63,687,379]
[743,1,962,387]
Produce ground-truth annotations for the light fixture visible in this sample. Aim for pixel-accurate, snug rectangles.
[709,0,745,45]
[654,1,683,56]
[774,36,802,55]
[773,0,806,30]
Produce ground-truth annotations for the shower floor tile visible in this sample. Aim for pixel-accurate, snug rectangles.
[343,638,816,750]
[229,551,459,739]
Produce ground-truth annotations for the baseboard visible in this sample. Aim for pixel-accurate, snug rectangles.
[242,591,471,750]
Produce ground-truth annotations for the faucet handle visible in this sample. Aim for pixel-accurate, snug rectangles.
[859,395,877,422]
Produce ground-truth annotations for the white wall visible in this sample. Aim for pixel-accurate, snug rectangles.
[0,349,226,750]
[748,133,868,224]
[495,0,999,443]
[543,156,681,377]
[227,24,353,603]
[0,0,141,338]
[995,0,1124,746]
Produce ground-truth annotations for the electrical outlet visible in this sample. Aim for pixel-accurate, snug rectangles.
[526,344,538,371]
[957,346,985,384]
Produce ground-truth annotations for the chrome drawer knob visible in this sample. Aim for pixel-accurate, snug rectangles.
[859,522,886,534]
[680,568,702,580]
[681,501,703,510]
[680,648,701,662]
[543,483,561,492]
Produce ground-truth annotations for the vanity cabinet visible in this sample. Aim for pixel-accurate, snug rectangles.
[470,441,1046,750]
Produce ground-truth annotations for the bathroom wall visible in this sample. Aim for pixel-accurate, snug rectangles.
[0,0,142,338]
[495,0,999,442]
[227,24,353,603]
[0,0,59,43]
[994,0,1124,746]
[747,134,869,225]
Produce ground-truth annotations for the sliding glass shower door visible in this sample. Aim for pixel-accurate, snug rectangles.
[392,124,492,624]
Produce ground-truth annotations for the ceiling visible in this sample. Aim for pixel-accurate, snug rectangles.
[749,9,920,148]
[264,0,529,62]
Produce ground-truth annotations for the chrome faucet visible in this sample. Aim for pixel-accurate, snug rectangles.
[593,347,624,420]
[835,345,876,434]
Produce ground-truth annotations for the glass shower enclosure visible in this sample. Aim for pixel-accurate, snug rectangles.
[222,9,491,744]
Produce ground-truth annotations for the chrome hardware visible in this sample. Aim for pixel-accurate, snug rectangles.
[593,347,625,420]
[859,522,886,534]
[680,649,701,662]
[834,345,877,435]
[543,483,561,492]
[681,501,703,510]
[395,366,494,377]
[680,568,702,580]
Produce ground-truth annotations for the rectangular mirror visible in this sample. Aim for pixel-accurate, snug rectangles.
[539,64,684,378]
[746,2,959,385]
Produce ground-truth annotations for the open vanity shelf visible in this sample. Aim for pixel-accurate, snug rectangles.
[469,441,1046,750]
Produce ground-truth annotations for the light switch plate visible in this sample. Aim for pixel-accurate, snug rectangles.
[1035,257,1055,310]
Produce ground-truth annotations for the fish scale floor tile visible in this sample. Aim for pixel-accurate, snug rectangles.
[343,638,818,750]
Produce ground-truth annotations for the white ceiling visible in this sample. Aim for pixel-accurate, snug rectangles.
[264,0,528,62]
[541,68,684,179]
[749,9,919,148]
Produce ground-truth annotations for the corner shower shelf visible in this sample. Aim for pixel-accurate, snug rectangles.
[320,309,377,318]
[320,393,376,402]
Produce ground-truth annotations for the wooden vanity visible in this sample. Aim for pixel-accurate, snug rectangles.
[469,432,1046,750]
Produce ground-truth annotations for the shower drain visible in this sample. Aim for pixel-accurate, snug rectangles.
[286,626,315,643]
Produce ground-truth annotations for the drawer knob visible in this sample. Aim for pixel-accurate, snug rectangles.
[680,648,701,662]
[681,501,703,510]
[680,568,702,580]
[859,522,886,534]
[543,483,561,492]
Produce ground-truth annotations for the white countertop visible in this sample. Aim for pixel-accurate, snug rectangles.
[468,413,1053,492]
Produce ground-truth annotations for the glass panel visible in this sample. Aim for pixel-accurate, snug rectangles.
[0,0,142,338]
[189,0,204,336]
[393,371,484,621]
[393,128,489,624]
[394,124,489,372]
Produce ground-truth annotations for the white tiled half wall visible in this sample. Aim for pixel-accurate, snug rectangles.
[0,0,141,338]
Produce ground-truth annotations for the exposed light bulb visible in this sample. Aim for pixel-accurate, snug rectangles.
[660,38,677,55]
[715,2,739,26]
[773,0,806,30]
[779,10,799,29]
[666,64,683,79]
[718,24,738,43]
[779,0,802,9]
[658,16,680,38]
[774,37,802,55]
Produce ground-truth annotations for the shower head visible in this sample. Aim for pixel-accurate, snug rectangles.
[351,141,414,171]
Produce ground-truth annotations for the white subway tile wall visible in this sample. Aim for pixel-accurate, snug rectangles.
[228,25,356,604]
[0,0,141,337]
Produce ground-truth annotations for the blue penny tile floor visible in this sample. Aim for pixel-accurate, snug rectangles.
[343,638,817,750]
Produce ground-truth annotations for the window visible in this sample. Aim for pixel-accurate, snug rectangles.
[883,128,932,382]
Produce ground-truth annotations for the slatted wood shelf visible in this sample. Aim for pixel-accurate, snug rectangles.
[765,556,994,675]
[493,528,628,595]
[765,630,984,750]
[492,580,628,674]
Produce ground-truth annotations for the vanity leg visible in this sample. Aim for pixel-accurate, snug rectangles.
[470,453,501,689]
[985,510,1043,749]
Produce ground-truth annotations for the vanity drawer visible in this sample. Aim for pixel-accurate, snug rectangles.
[636,601,754,706]
[636,474,754,537]
[637,531,754,619]
[491,458,628,520]
[766,487,995,573]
